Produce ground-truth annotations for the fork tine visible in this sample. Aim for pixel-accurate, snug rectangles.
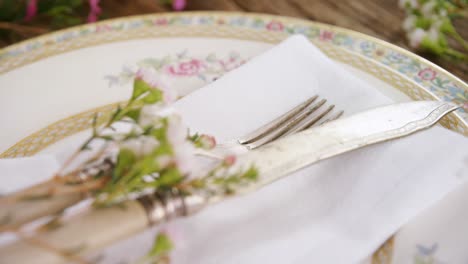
[244,98,328,150]
[238,95,318,144]
[280,105,335,138]
[318,110,344,125]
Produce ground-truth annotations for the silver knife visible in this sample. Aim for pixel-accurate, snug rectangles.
[0,101,459,263]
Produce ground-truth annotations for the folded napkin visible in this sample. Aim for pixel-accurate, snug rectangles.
[159,35,466,264]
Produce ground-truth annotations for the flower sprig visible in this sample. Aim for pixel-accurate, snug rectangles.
[399,0,468,61]
[69,68,258,209]
[3,66,257,263]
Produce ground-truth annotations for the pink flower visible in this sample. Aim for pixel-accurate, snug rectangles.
[319,30,334,41]
[223,155,236,166]
[154,18,168,25]
[418,68,437,81]
[172,0,186,11]
[96,25,112,32]
[136,68,176,103]
[266,21,284,31]
[462,102,468,112]
[24,0,38,22]
[167,59,204,76]
[87,0,102,23]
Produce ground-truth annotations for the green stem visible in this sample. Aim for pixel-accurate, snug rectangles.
[448,30,468,51]
[444,48,468,61]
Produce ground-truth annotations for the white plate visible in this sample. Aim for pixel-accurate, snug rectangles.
[1,12,467,263]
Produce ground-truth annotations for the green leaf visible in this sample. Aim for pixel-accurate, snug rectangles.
[146,233,173,259]
[414,17,431,30]
[153,142,172,156]
[158,168,183,187]
[114,148,137,178]
[242,166,259,181]
[132,79,152,100]
[125,109,141,122]
[142,89,163,104]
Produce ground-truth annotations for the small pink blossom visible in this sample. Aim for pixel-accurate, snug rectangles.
[167,59,205,76]
[223,155,236,166]
[24,0,38,22]
[87,0,102,23]
[418,68,437,81]
[266,21,284,31]
[462,102,468,112]
[319,30,334,41]
[198,134,216,149]
[172,0,186,11]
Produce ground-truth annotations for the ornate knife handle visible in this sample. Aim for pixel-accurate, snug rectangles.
[0,193,207,264]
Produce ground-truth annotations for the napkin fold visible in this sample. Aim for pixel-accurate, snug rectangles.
[165,35,467,264]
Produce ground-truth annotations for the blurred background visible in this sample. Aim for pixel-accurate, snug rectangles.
[0,0,467,80]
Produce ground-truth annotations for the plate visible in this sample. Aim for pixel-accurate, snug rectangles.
[0,12,467,264]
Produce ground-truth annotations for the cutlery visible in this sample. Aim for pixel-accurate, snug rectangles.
[0,100,458,263]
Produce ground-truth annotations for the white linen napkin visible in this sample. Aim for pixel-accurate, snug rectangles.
[0,155,60,194]
[160,35,467,264]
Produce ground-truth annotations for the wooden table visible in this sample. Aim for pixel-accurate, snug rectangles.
[2,0,468,81]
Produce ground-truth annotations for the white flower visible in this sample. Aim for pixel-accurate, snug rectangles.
[399,0,418,9]
[403,15,417,32]
[135,68,177,103]
[138,105,177,127]
[439,9,447,17]
[166,115,196,176]
[408,28,428,48]
[138,104,164,127]
[421,0,437,17]
[120,136,159,158]
[430,19,443,30]
[428,26,440,42]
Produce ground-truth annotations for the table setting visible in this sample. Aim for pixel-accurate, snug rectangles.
[0,4,467,264]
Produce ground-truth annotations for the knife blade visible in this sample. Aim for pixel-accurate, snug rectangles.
[0,101,459,263]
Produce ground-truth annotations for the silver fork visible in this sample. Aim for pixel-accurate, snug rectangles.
[196,95,344,158]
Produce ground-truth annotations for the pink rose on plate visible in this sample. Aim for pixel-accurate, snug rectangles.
[266,21,284,31]
[319,30,334,41]
[154,18,168,25]
[418,68,437,81]
[167,59,205,76]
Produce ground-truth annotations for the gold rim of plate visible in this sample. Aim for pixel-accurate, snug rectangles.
[1,11,467,263]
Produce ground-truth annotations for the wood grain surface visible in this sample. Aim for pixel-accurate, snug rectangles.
[2,0,467,81]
